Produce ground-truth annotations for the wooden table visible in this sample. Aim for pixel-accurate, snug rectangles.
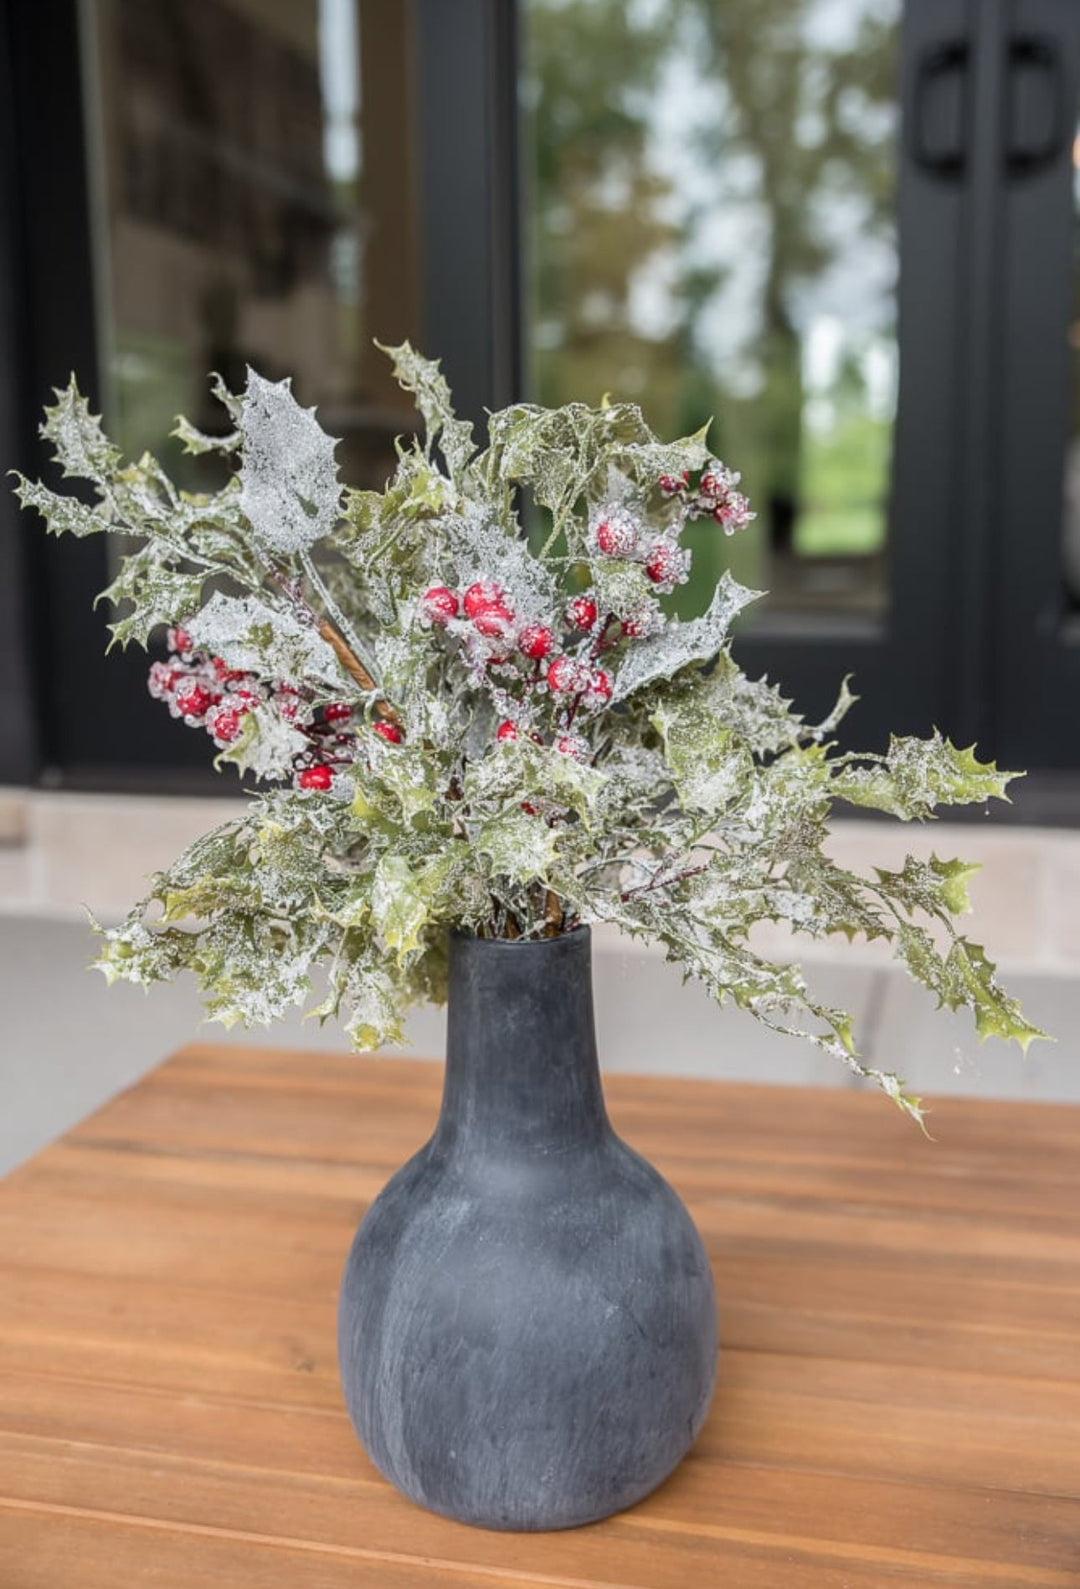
[1,1043,1079,1587]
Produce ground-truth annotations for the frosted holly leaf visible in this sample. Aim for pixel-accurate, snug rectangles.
[372,851,456,963]
[172,414,240,456]
[217,706,308,783]
[185,593,343,690]
[592,559,654,626]
[380,341,476,480]
[810,676,858,740]
[40,377,121,482]
[832,733,1018,819]
[238,369,341,556]
[13,477,109,538]
[612,421,712,489]
[341,960,406,1050]
[613,572,762,703]
[477,805,561,886]
[894,923,1046,1052]
[465,739,607,826]
[872,855,982,920]
[650,698,753,814]
[97,549,207,649]
[441,503,559,619]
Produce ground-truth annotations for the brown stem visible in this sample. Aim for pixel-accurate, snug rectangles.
[543,888,564,937]
[315,619,401,727]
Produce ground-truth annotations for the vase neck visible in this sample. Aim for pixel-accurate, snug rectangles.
[434,928,609,1158]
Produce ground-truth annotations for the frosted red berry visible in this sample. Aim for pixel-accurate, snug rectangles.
[658,470,689,497]
[594,513,637,558]
[472,601,515,639]
[323,702,353,723]
[168,626,193,655]
[174,682,213,720]
[645,539,686,587]
[588,667,612,705]
[372,719,403,744]
[299,765,333,791]
[518,622,553,660]
[495,719,519,742]
[554,733,591,761]
[546,655,588,695]
[208,706,242,744]
[567,595,598,631]
[420,585,460,625]
[464,581,505,619]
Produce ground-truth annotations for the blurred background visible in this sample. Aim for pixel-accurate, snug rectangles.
[2,0,1080,1171]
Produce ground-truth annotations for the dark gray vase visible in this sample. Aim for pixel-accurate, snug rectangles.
[337,926,718,1531]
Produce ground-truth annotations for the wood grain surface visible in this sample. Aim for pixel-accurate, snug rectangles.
[1,1042,1078,1587]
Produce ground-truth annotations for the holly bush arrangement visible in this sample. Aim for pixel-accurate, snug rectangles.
[16,344,1043,1123]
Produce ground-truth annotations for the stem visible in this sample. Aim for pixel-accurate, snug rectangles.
[263,557,401,728]
[543,888,564,937]
[301,553,374,682]
[620,862,708,904]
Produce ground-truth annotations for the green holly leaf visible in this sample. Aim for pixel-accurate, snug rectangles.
[40,377,121,481]
[833,733,1018,819]
[477,805,561,885]
[379,340,476,479]
[12,477,108,538]
[613,572,762,703]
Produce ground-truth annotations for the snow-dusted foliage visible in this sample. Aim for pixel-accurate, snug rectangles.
[16,348,1044,1124]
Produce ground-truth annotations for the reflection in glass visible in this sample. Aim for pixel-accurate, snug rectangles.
[84,0,422,493]
[520,0,900,619]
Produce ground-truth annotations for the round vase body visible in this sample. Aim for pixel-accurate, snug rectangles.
[337,928,718,1531]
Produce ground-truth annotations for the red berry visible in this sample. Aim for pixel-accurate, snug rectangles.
[147,661,183,698]
[593,511,638,558]
[229,687,260,712]
[495,720,519,742]
[658,470,689,497]
[472,601,515,639]
[645,540,675,585]
[299,765,333,791]
[567,595,598,631]
[554,733,591,761]
[323,702,353,723]
[208,706,242,744]
[372,719,403,744]
[420,585,460,625]
[174,682,213,719]
[518,622,554,660]
[589,667,612,705]
[464,581,505,618]
[168,626,193,655]
[546,655,588,695]
[520,800,540,815]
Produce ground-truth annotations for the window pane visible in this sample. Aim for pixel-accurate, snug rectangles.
[520,0,900,620]
[84,0,421,491]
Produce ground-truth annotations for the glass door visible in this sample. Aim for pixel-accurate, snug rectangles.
[518,0,979,745]
[993,0,1080,766]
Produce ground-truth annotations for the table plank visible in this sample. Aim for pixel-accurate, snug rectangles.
[1,1043,1079,1587]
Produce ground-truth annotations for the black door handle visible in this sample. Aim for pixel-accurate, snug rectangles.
[910,39,970,180]
[1005,34,1068,177]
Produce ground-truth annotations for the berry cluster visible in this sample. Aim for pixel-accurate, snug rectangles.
[147,627,379,791]
[148,627,265,747]
[419,579,620,761]
[658,463,754,534]
[589,501,690,605]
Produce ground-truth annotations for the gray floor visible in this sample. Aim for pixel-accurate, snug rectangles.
[1,916,1077,1177]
